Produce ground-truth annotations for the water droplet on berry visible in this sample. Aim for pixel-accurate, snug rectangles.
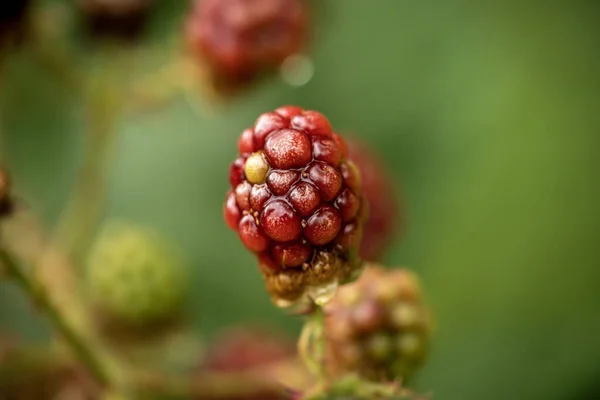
[308,280,339,306]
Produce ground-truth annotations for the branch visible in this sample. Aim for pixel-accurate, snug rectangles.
[0,248,111,387]
[53,72,121,267]
[134,357,311,399]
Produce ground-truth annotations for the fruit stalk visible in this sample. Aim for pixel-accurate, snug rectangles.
[54,71,121,268]
[0,248,112,387]
[298,305,327,381]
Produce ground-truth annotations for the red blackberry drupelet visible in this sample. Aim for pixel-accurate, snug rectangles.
[347,138,401,261]
[186,0,308,93]
[224,107,366,308]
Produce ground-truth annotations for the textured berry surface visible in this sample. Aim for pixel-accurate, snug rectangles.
[347,138,401,261]
[203,327,294,400]
[186,0,308,92]
[323,264,430,382]
[86,221,187,326]
[78,0,153,39]
[224,107,366,308]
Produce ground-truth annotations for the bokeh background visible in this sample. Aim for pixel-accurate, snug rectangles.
[1,1,600,399]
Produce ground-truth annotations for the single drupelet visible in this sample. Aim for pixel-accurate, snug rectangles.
[186,0,308,93]
[323,264,430,382]
[224,106,366,308]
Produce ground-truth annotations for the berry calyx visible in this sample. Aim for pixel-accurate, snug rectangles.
[224,107,366,308]
[86,221,187,327]
[323,264,430,382]
[347,138,401,261]
[186,0,308,94]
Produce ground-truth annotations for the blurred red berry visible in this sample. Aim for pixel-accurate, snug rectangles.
[224,107,366,308]
[203,327,294,400]
[324,264,431,382]
[78,0,153,40]
[347,138,401,261]
[186,0,308,93]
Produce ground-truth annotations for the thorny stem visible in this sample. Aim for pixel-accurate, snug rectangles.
[0,248,111,387]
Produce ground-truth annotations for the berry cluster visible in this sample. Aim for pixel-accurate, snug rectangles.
[323,264,430,382]
[224,106,366,308]
[186,0,308,92]
[86,222,187,328]
[347,139,401,261]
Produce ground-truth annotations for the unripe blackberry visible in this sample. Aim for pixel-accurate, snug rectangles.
[186,0,308,93]
[203,326,294,400]
[224,107,366,308]
[78,0,153,40]
[323,264,430,382]
[86,222,187,327]
[347,139,401,261]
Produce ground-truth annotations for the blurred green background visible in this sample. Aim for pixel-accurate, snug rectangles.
[1,1,600,399]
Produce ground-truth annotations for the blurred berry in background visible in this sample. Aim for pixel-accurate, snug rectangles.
[186,0,308,94]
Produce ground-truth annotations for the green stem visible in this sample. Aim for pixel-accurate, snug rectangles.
[298,306,327,383]
[53,80,121,267]
[0,248,110,387]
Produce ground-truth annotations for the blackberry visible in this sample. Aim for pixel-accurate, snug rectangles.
[186,0,308,93]
[323,264,430,382]
[86,221,187,327]
[224,107,366,308]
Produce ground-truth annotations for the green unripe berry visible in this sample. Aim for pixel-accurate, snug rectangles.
[86,221,187,326]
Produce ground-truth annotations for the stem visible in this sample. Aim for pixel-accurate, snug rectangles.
[53,75,121,267]
[0,248,110,387]
[298,306,327,382]
[134,357,308,399]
